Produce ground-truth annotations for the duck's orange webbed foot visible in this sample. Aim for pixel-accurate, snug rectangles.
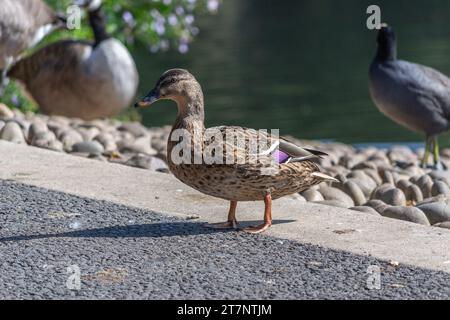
[206,201,239,229]
[242,222,272,234]
[242,194,273,234]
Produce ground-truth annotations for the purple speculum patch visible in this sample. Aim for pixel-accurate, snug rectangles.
[271,150,291,164]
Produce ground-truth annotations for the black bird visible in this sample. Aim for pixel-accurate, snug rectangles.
[369,25,450,170]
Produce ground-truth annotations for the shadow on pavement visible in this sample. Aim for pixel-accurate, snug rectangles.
[0,220,295,242]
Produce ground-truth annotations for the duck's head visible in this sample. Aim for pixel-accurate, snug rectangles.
[135,69,203,109]
[74,0,103,11]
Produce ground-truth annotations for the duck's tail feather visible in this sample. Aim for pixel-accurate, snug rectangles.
[279,140,328,159]
[311,172,339,183]
[304,148,329,158]
[288,155,318,163]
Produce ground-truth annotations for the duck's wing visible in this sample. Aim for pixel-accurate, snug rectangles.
[278,136,328,161]
[205,126,327,164]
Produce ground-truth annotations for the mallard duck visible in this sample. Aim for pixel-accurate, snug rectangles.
[0,0,65,94]
[136,69,336,234]
[8,0,139,120]
[369,25,450,170]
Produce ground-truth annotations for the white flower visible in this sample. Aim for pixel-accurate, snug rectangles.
[168,14,178,26]
[207,0,219,13]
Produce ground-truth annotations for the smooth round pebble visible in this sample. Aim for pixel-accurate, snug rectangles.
[124,154,169,172]
[417,175,434,199]
[60,130,84,151]
[118,122,149,137]
[380,170,395,185]
[0,121,26,144]
[382,206,430,226]
[34,139,63,152]
[118,136,156,155]
[429,171,450,185]
[351,161,378,171]
[27,120,48,143]
[371,184,394,199]
[362,169,382,186]
[319,186,354,208]
[433,222,450,229]
[94,133,118,152]
[431,181,450,197]
[417,201,450,225]
[364,200,390,215]
[372,185,406,207]
[405,184,423,203]
[301,189,324,202]
[77,127,100,141]
[72,141,104,155]
[396,179,412,195]
[416,195,447,206]
[342,181,366,206]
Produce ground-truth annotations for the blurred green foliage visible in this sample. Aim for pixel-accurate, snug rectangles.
[3,0,220,117]
[46,0,219,52]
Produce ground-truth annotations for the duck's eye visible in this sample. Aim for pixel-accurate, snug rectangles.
[160,78,176,89]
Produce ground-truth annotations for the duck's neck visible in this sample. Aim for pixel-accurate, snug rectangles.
[172,94,206,134]
[375,40,397,62]
[88,6,110,47]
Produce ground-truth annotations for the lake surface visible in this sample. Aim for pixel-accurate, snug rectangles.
[134,0,450,146]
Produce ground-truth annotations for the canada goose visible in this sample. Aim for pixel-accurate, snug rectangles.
[0,0,65,93]
[369,25,450,170]
[136,69,336,234]
[8,0,139,120]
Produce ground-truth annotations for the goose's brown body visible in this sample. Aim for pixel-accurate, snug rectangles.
[0,0,60,69]
[9,39,138,120]
[8,2,138,120]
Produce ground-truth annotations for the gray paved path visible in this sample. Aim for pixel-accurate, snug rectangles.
[0,180,449,299]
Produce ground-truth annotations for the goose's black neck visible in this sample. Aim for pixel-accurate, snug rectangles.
[88,6,110,47]
[375,36,397,62]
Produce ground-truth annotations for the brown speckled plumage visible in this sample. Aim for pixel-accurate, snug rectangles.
[138,69,336,233]
[167,125,324,201]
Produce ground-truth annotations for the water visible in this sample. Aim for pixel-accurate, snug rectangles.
[134,0,450,146]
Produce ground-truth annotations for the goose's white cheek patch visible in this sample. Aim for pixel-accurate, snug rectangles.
[31,24,54,47]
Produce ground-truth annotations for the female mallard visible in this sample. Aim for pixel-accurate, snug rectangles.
[136,69,336,233]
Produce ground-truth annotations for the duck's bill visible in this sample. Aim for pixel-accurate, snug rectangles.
[135,89,160,108]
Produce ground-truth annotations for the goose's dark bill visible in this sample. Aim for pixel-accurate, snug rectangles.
[135,89,160,108]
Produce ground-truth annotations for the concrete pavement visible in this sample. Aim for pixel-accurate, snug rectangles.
[1,141,449,275]
[0,179,449,299]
